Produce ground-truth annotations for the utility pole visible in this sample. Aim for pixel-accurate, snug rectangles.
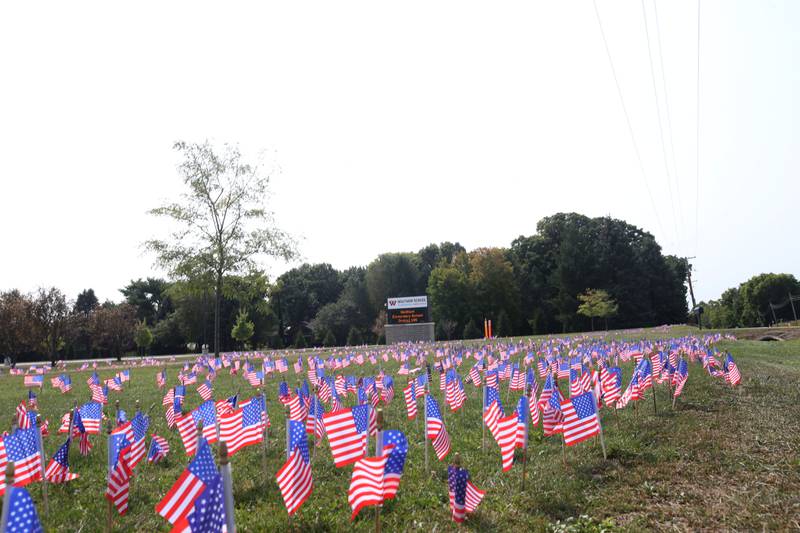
[685,257,701,329]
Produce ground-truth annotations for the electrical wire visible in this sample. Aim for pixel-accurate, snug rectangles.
[592,0,666,241]
[641,0,680,247]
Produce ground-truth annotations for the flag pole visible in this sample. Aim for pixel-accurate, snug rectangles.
[34,411,48,514]
[0,463,14,527]
[285,405,293,532]
[218,441,237,533]
[375,408,383,533]
[521,384,531,491]
[106,417,114,533]
[257,388,269,479]
[598,419,608,461]
[651,383,658,416]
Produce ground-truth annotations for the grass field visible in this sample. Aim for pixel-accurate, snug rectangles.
[3,331,800,532]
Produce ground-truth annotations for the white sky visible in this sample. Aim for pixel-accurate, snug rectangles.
[1,1,798,306]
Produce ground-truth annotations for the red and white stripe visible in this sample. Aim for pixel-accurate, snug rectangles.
[495,415,517,472]
[322,408,367,468]
[348,449,390,520]
[275,449,313,516]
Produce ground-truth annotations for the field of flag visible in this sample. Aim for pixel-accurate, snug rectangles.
[0,327,798,531]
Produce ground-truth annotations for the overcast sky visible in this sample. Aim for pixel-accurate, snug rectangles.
[1,1,797,306]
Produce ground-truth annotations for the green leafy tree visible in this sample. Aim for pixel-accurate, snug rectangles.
[739,273,800,325]
[322,329,337,347]
[0,290,38,365]
[346,326,363,346]
[462,319,481,340]
[577,289,618,331]
[468,248,520,333]
[495,310,512,337]
[74,289,99,314]
[133,320,154,357]
[120,278,173,325]
[231,309,255,349]
[145,141,298,358]
[293,329,307,349]
[365,253,423,315]
[91,303,137,361]
[33,287,71,365]
[427,263,471,330]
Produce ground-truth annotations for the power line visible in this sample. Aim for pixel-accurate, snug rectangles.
[652,0,684,243]
[592,0,666,241]
[695,0,701,257]
[640,0,680,246]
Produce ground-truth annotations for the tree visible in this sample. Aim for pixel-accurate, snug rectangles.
[468,248,520,332]
[322,329,337,347]
[145,141,298,358]
[74,289,99,314]
[91,303,137,361]
[365,253,423,315]
[231,309,255,349]
[739,273,800,326]
[462,319,481,340]
[120,278,173,325]
[33,287,71,365]
[346,326,363,346]
[293,329,307,349]
[427,264,471,331]
[577,289,618,331]
[495,310,512,337]
[439,319,458,341]
[0,291,38,365]
[133,320,154,357]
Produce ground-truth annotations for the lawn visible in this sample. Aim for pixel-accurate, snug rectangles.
[3,330,799,532]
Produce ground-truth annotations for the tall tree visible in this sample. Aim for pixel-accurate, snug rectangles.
[0,291,38,365]
[120,278,173,325]
[577,289,618,331]
[74,289,99,314]
[33,287,71,365]
[365,253,423,315]
[145,141,298,357]
[91,303,137,360]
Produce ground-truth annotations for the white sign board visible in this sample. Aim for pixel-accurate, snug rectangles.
[387,295,428,310]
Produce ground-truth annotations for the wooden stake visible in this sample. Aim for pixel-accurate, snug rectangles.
[218,441,237,533]
[598,422,608,460]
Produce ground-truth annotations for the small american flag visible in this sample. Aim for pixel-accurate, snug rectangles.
[322,405,368,467]
[560,391,601,446]
[724,354,741,386]
[156,437,226,530]
[1,486,43,532]
[382,430,407,499]
[219,396,266,456]
[16,401,31,430]
[447,465,485,523]
[197,379,213,401]
[45,438,79,484]
[425,395,450,461]
[276,447,312,516]
[147,434,170,463]
[23,375,43,388]
[403,382,417,420]
[348,447,391,520]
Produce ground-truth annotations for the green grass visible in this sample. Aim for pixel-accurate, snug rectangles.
[5,331,800,531]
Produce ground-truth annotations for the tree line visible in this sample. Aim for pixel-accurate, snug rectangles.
[698,272,800,328]
[0,212,697,364]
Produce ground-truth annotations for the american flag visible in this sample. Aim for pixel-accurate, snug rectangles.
[425,395,450,461]
[128,413,149,469]
[162,387,175,407]
[724,354,741,386]
[447,465,485,524]
[483,386,503,440]
[197,379,213,401]
[156,437,226,531]
[287,393,308,423]
[219,396,266,456]
[16,401,31,430]
[78,402,102,434]
[528,387,540,427]
[673,359,689,397]
[44,437,78,483]
[538,373,555,409]
[600,365,622,407]
[515,395,529,449]
[322,405,369,467]
[40,419,49,438]
[23,375,43,388]
[348,447,391,520]
[275,447,312,516]
[105,377,122,392]
[509,364,525,391]
[276,357,289,373]
[0,428,41,494]
[560,391,601,446]
[494,414,517,472]
[542,385,564,436]
[579,366,592,393]
[87,372,100,386]
[403,383,417,420]
[569,369,582,397]
[1,486,42,532]
[147,434,170,463]
[176,400,219,456]
[293,357,303,374]
[90,384,106,404]
[468,365,481,387]
[382,430,407,500]
[306,395,325,441]
[106,425,133,515]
